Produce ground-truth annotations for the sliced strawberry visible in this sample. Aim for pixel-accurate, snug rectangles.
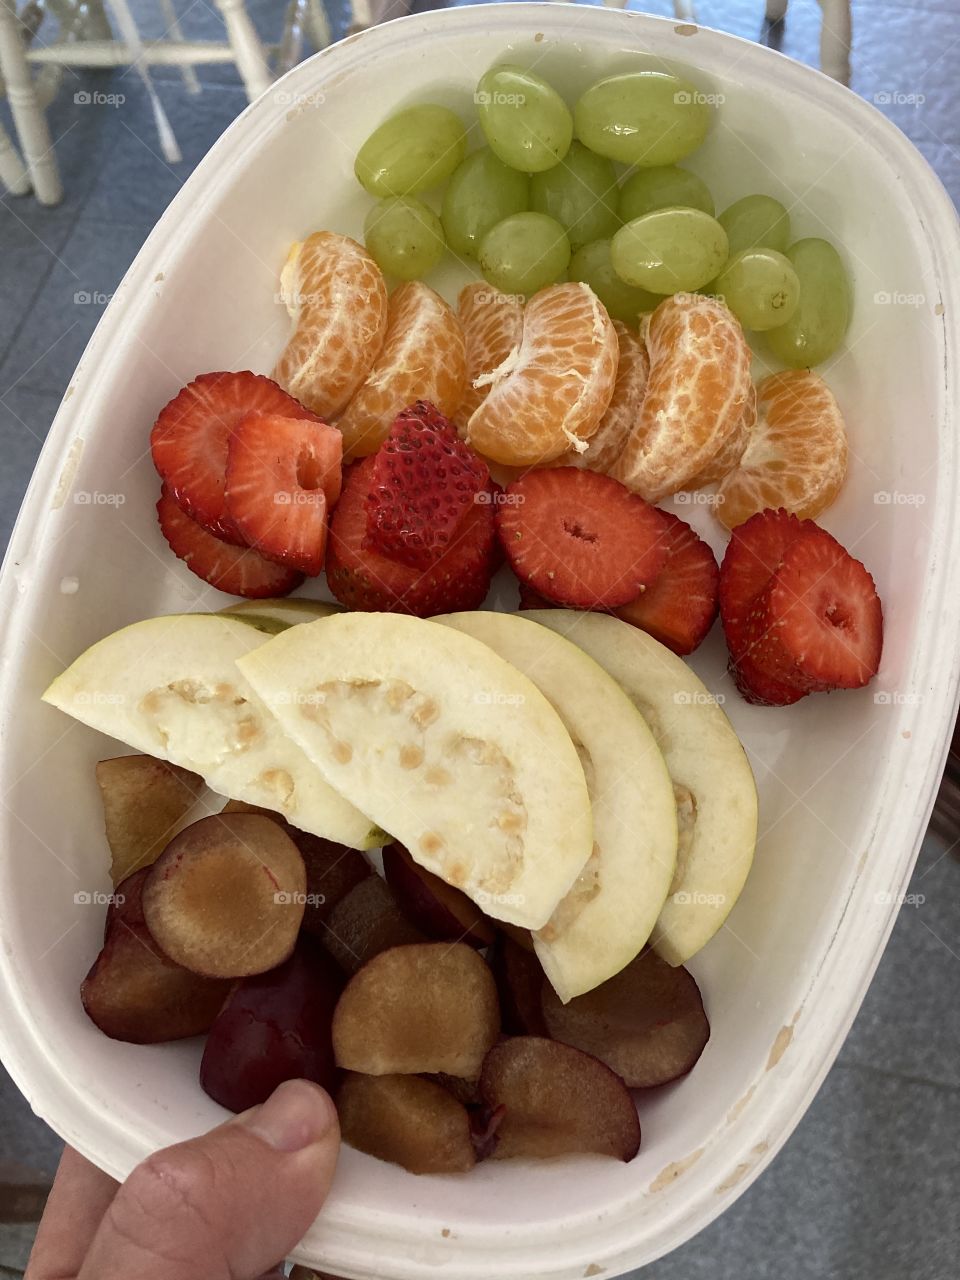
[327,458,497,616]
[615,511,719,655]
[150,372,316,542]
[157,486,303,599]
[364,401,490,570]
[497,468,668,609]
[223,413,341,577]
[755,524,883,690]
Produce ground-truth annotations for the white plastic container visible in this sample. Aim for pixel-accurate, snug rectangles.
[1,6,959,1276]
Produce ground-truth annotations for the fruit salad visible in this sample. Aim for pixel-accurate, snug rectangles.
[40,53,885,1179]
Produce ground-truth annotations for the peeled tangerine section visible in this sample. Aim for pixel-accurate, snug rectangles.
[480,1037,640,1161]
[438,611,677,1002]
[332,943,500,1078]
[528,611,758,966]
[337,1073,476,1175]
[142,813,305,978]
[237,611,593,930]
[42,613,381,850]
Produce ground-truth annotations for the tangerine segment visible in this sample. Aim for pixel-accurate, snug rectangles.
[337,282,467,460]
[610,294,754,502]
[273,231,388,419]
[455,283,523,431]
[560,320,649,473]
[685,383,756,489]
[716,370,848,529]
[465,282,618,467]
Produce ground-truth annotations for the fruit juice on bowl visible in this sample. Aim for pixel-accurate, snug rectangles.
[1,5,959,1280]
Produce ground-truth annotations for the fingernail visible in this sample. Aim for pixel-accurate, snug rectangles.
[239,1080,337,1152]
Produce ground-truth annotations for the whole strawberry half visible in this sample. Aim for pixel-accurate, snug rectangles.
[150,372,316,543]
[327,457,498,616]
[224,413,342,577]
[157,487,303,598]
[364,401,490,570]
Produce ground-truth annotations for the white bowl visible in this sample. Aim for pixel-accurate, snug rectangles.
[1,5,959,1277]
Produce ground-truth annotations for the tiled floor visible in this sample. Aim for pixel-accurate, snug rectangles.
[1,1,958,1276]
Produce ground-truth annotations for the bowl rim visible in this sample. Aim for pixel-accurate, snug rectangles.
[1,5,960,1276]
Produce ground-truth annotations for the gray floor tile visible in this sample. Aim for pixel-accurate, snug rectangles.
[0,202,73,366]
[0,387,62,552]
[0,1063,62,1178]
[0,221,150,401]
[633,1064,960,1280]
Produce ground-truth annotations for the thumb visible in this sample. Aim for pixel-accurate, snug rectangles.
[79,1079,340,1280]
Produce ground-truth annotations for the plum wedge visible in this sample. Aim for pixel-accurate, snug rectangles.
[490,934,549,1036]
[200,937,343,1112]
[96,755,204,885]
[332,943,499,1077]
[337,1072,476,1174]
[480,1037,640,1161]
[382,842,495,948]
[82,870,229,1043]
[142,813,306,977]
[320,875,425,974]
[541,949,710,1088]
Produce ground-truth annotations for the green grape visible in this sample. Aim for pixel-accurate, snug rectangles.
[476,65,573,173]
[766,238,852,367]
[611,208,728,295]
[711,248,800,331]
[479,212,571,296]
[718,194,790,255]
[574,72,712,167]
[569,239,659,324]
[355,105,467,197]
[441,148,529,259]
[619,165,714,222]
[364,197,445,280]
[529,141,619,252]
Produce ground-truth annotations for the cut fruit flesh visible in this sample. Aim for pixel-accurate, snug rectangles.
[437,611,676,1001]
[320,874,425,974]
[337,1072,476,1175]
[237,611,593,930]
[95,754,204,885]
[142,813,306,977]
[217,598,341,634]
[42,613,382,850]
[526,611,758,967]
[480,1036,640,1161]
[540,948,710,1087]
[332,943,500,1078]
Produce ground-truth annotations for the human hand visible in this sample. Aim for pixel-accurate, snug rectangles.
[24,1079,340,1280]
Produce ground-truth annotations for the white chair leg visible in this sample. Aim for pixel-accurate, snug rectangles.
[0,116,30,194]
[156,0,201,94]
[304,0,330,51]
[0,0,62,204]
[818,0,851,84]
[211,0,272,101]
[765,0,788,22]
[673,0,697,20]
